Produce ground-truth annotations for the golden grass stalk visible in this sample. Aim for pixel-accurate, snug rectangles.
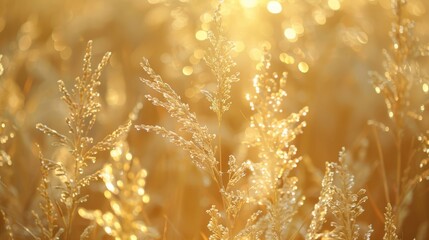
[369,0,429,230]
[383,203,399,240]
[306,148,371,240]
[31,147,64,240]
[79,102,159,239]
[137,56,260,240]
[36,40,131,240]
[136,6,263,239]
[245,50,307,239]
[202,4,239,125]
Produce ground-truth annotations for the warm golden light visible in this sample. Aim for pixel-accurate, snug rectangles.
[1,1,429,239]
[298,61,309,73]
[195,30,207,41]
[279,52,295,64]
[284,27,297,41]
[240,0,258,8]
[142,195,150,203]
[328,0,341,11]
[423,83,429,93]
[182,66,193,76]
[313,10,327,25]
[267,1,282,14]
[375,86,381,94]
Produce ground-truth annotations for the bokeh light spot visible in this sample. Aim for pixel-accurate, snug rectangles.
[298,62,309,73]
[267,1,282,14]
[423,83,429,93]
[284,28,297,42]
[182,66,193,76]
[328,0,341,11]
[195,30,207,41]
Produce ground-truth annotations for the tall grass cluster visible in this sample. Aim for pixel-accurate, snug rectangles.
[0,0,428,239]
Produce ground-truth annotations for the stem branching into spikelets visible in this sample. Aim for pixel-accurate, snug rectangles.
[136,58,218,172]
[31,147,63,240]
[79,142,159,240]
[306,162,334,240]
[306,148,372,240]
[36,41,131,240]
[137,59,259,240]
[32,159,61,239]
[136,6,261,238]
[79,102,159,240]
[202,3,239,177]
[245,50,307,239]
[369,0,429,230]
[203,4,239,126]
[383,203,400,240]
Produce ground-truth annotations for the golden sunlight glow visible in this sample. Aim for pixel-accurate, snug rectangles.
[141,169,148,178]
[375,86,381,94]
[143,195,150,203]
[137,187,145,196]
[182,66,193,76]
[293,22,304,35]
[104,190,112,199]
[195,30,207,41]
[313,10,327,25]
[3,1,429,239]
[104,226,113,235]
[267,1,282,14]
[235,41,245,52]
[279,53,295,64]
[137,178,146,186]
[423,83,429,93]
[106,182,116,193]
[111,202,121,215]
[110,147,122,159]
[298,61,309,73]
[284,28,297,41]
[328,0,341,11]
[240,0,258,8]
[249,48,263,61]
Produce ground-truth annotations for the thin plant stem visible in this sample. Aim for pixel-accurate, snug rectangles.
[372,126,390,204]
[218,122,223,186]
[394,128,402,209]
[392,0,404,209]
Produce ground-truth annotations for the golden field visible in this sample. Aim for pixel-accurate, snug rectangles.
[0,0,428,239]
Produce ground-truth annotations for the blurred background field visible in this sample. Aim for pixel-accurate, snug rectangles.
[0,0,429,239]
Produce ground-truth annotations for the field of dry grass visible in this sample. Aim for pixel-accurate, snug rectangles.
[0,0,428,239]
